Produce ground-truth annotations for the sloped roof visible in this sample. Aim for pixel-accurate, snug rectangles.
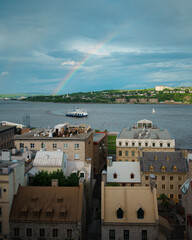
[66,160,91,180]
[10,185,83,223]
[107,162,141,183]
[140,151,187,173]
[33,150,64,167]
[102,185,158,223]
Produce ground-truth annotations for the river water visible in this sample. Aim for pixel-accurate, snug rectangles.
[0,100,191,149]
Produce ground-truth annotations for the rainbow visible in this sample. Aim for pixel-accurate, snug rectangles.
[52,33,115,95]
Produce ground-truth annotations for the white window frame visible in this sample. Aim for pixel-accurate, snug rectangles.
[30,143,35,149]
[52,143,57,149]
[74,153,79,160]
[75,143,79,149]
[64,143,68,149]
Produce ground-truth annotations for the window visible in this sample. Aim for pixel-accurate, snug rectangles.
[170,176,173,181]
[117,207,124,218]
[178,194,182,199]
[162,184,165,189]
[161,166,166,172]
[80,172,84,178]
[170,194,173,199]
[137,208,144,219]
[178,176,182,181]
[152,142,155,147]
[14,228,19,237]
[130,173,134,179]
[162,176,165,180]
[160,142,163,147]
[132,151,135,156]
[167,143,170,147]
[52,229,58,237]
[149,165,154,172]
[109,230,115,240]
[154,155,158,160]
[75,143,79,149]
[119,142,122,146]
[119,151,122,156]
[124,230,129,240]
[166,155,170,161]
[20,143,24,148]
[67,229,72,238]
[132,142,135,146]
[141,230,147,240]
[139,142,141,147]
[170,185,173,189]
[52,143,57,149]
[173,166,177,172]
[39,228,45,237]
[30,143,35,149]
[145,142,148,147]
[26,228,32,237]
[113,173,117,179]
[125,151,128,156]
[178,185,181,189]
[145,176,149,180]
[126,142,128,146]
[131,183,134,186]
[0,207,1,217]
[74,154,79,160]
[132,160,135,162]
[64,143,68,149]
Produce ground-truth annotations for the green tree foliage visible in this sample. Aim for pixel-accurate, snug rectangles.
[30,169,80,186]
[158,193,170,208]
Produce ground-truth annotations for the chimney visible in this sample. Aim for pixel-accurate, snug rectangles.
[107,156,113,167]
[150,174,156,191]
[102,170,107,184]
[51,179,58,187]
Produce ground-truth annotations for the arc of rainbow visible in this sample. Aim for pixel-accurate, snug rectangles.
[52,33,115,95]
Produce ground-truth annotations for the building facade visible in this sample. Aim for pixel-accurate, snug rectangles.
[101,172,159,240]
[0,158,26,239]
[9,182,85,240]
[14,123,93,164]
[141,151,188,203]
[116,119,175,162]
[0,126,15,150]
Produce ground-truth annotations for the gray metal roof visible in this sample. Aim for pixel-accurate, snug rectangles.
[93,133,106,143]
[118,127,173,140]
[140,151,188,173]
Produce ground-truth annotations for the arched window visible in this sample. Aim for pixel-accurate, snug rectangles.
[154,155,158,160]
[173,166,177,172]
[113,173,117,179]
[149,165,154,172]
[161,166,166,172]
[166,155,170,161]
[137,208,144,219]
[130,173,134,179]
[117,207,124,219]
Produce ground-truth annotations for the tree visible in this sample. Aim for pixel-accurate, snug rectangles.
[158,193,170,208]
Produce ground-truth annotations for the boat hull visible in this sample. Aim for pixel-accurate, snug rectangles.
[65,114,88,118]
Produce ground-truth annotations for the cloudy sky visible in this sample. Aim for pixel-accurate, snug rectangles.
[0,0,192,94]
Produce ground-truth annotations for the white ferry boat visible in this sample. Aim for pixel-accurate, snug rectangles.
[66,108,88,118]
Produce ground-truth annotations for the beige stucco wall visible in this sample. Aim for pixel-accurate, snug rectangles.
[116,147,175,162]
[142,172,188,203]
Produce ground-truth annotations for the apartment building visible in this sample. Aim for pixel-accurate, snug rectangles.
[116,119,175,162]
[101,172,159,240]
[14,123,93,164]
[0,156,26,239]
[9,181,86,240]
[140,151,188,203]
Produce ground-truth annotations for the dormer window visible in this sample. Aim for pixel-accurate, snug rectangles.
[113,173,117,179]
[132,142,135,147]
[46,209,53,217]
[173,166,177,172]
[119,142,122,146]
[33,209,41,217]
[167,143,170,147]
[161,166,166,172]
[166,155,170,161]
[117,207,124,219]
[59,209,67,218]
[154,155,158,160]
[149,166,154,172]
[125,142,128,146]
[130,173,134,179]
[137,207,144,219]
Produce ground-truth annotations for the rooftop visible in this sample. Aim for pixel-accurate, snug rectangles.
[0,160,24,175]
[33,149,64,167]
[140,151,188,173]
[107,161,141,183]
[0,125,15,133]
[10,184,83,223]
[93,132,107,143]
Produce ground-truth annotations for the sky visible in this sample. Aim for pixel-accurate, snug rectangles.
[0,0,192,95]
